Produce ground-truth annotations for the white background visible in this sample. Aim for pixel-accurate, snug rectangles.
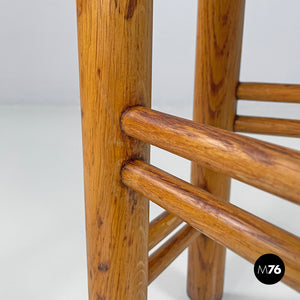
[0,0,300,299]
[1,0,300,106]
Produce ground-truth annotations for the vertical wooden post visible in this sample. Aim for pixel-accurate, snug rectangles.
[77,1,153,299]
[187,1,245,299]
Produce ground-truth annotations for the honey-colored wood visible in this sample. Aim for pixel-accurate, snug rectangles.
[237,82,300,103]
[190,1,245,298]
[148,225,199,284]
[122,160,300,292]
[121,106,300,205]
[234,116,300,137]
[77,1,153,299]
[149,211,183,251]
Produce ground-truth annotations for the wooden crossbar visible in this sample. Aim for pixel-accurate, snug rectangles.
[234,116,300,137]
[121,106,300,205]
[149,225,199,284]
[149,211,183,251]
[77,0,299,298]
[122,160,300,291]
[237,82,300,102]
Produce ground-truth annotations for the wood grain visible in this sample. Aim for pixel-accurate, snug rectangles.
[77,1,153,299]
[149,211,183,251]
[121,106,300,205]
[190,1,245,298]
[122,160,300,292]
[237,82,300,103]
[234,116,300,137]
[148,225,199,284]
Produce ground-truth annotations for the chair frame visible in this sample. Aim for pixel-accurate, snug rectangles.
[76,0,300,299]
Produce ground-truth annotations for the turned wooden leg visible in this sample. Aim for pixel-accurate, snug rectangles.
[187,1,245,299]
[76,1,153,299]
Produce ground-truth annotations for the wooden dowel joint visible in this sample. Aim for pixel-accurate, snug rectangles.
[121,106,300,205]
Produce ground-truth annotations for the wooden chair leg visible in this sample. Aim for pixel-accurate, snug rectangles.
[76,1,153,299]
[187,1,245,299]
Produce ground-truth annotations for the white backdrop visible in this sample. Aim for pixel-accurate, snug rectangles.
[0,0,300,106]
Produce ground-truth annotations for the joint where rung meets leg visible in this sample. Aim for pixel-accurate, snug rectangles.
[77,1,153,299]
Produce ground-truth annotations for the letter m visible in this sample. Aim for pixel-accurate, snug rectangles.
[257,265,268,274]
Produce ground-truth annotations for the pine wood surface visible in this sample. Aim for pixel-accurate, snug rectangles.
[189,1,245,298]
[237,82,300,103]
[234,116,300,137]
[121,106,300,205]
[77,1,153,299]
[77,0,300,298]
[149,211,183,251]
[122,160,300,292]
[148,225,199,284]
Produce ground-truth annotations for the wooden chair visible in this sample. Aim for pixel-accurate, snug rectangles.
[76,0,300,299]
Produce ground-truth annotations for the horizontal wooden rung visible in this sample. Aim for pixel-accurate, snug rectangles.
[122,160,300,291]
[237,82,300,103]
[149,211,183,251]
[148,224,199,284]
[234,116,300,137]
[121,106,300,205]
